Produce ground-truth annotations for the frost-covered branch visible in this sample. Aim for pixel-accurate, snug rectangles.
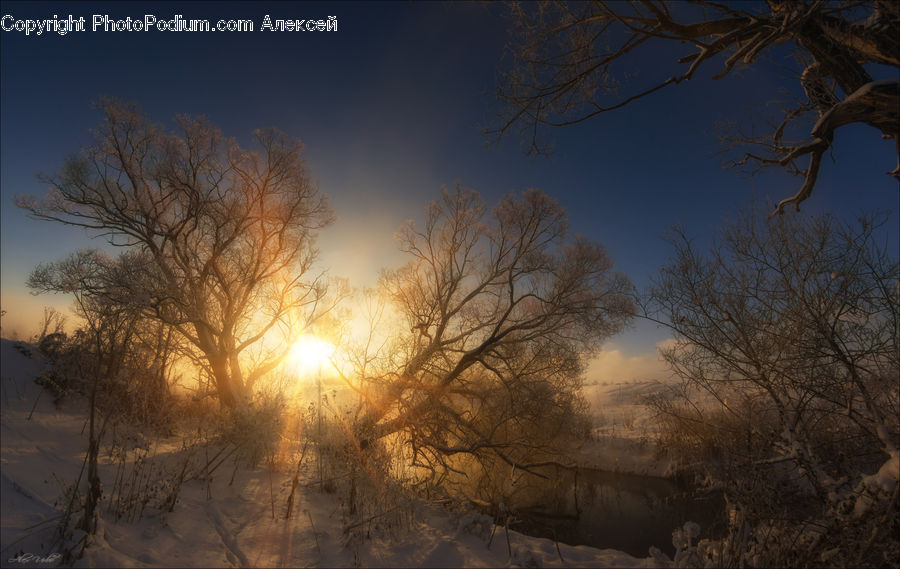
[493,0,900,212]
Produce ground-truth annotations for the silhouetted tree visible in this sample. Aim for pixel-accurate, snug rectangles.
[28,249,182,414]
[352,186,634,480]
[27,249,140,537]
[493,1,899,214]
[17,99,337,408]
[33,306,67,346]
[644,207,899,566]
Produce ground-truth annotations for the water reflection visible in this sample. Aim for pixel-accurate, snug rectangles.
[507,468,725,558]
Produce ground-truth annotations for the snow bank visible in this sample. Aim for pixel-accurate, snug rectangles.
[1,339,656,568]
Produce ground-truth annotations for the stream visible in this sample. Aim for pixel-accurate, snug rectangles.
[501,467,726,558]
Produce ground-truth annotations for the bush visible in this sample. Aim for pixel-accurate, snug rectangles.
[645,208,900,567]
[216,393,286,469]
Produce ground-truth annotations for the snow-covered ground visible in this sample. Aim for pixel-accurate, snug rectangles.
[1,339,657,568]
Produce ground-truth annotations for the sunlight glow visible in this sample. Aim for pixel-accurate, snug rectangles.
[288,335,335,379]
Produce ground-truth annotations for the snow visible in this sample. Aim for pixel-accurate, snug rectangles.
[853,450,899,517]
[1,339,657,568]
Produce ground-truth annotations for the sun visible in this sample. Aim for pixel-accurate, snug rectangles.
[288,335,335,379]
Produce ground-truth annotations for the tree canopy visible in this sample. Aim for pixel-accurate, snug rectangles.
[17,99,338,408]
[351,187,634,479]
[644,208,899,565]
[493,0,899,214]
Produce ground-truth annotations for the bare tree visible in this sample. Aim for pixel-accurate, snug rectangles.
[26,249,139,537]
[28,249,183,411]
[33,306,67,345]
[644,207,899,566]
[492,1,899,215]
[349,186,633,481]
[16,99,337,409]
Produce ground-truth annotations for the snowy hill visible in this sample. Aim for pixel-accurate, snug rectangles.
[1,339,654,568]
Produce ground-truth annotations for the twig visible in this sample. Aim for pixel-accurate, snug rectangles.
[343,506,399,533]
[554,532,565,565]
[268,461,276,520]
[505,518,512,559]
[305,510,321,554]
[27,388,43,420]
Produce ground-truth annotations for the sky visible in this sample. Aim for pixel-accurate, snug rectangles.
[2,1,898,381]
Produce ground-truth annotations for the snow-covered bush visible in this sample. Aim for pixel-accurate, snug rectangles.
[456,512,494,542]
[646,208,900,567]
[101,425,199,524]
[299,395,419,546]
[29,321,178,430]
[216,392,285,469]
[650,521,708,568]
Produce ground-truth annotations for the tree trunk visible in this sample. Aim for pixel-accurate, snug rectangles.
[800,19,872,98]
[208,353,243,409]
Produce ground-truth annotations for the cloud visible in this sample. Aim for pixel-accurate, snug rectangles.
[584,340,675,384]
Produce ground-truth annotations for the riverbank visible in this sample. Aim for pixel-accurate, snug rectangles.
[1,339,656,568]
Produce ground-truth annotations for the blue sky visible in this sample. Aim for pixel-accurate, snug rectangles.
[2,1,897,378]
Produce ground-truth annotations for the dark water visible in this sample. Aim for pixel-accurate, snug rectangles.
[505,468,726,558]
